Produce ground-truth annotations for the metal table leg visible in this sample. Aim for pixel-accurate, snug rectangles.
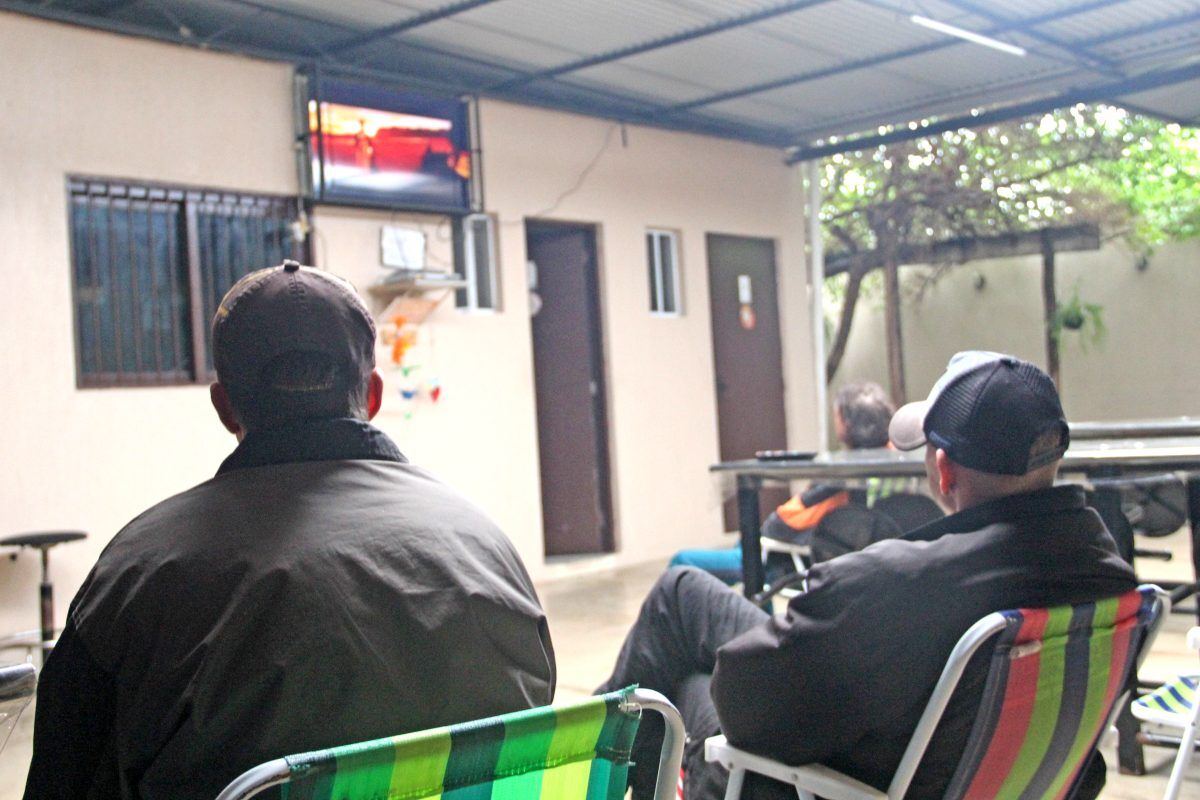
[737,475,764,600]
[1189,474,1200,625]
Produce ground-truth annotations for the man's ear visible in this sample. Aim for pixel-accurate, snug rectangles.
[209,383,244,437]
[935,449,957,497]
[366,369,384,420]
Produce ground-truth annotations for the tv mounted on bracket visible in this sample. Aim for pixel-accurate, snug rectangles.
[298,72,476,215]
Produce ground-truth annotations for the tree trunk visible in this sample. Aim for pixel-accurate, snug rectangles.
[883,249,907,404]
[1041,232,1061,389]
[825,267,866,382]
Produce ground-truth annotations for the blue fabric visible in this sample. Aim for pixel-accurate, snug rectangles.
[669,547,744,584]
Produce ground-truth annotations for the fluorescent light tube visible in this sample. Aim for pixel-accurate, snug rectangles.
[911,14,1027,57]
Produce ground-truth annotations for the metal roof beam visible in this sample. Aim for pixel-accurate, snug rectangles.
[939,0,1125,76]
[824,224,1101,276]
[0,0,323,57]
[646,0,1127,119]
[325,0,503,56]
[784,61,1200,163]
[81,0,141,15]
[486,0,835,93]
[1072,10,1200,48]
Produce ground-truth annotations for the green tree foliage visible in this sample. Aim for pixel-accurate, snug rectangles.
[821,105,1200,378]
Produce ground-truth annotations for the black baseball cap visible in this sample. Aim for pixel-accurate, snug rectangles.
[888,351,1069,475]
[211,261,376,411]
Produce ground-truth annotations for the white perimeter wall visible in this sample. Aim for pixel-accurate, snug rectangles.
[831,239,1200,420]
[0,13,818,639]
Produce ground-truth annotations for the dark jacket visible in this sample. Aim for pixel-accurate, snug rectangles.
[25,419,555,800]
[711,485,1135,798]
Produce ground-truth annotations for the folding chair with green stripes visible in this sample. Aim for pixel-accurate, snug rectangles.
[1131,626,1200,800]
[216,686,683,800]
[707,585,1166,800]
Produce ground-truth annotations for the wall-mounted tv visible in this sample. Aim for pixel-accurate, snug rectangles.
[300,73,474,215]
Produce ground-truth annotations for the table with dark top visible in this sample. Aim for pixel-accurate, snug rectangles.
[711,436,1200,601]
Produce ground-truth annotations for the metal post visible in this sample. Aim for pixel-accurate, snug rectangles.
[1189,474,1200,625]
[39,547,54,654]
[803,160,829,452]
[738,475,765,600]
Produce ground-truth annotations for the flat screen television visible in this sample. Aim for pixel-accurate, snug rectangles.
[300,74,473,215]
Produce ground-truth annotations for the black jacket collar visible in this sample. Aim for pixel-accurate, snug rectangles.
[217,418,407,475]
[902,484,1088,543]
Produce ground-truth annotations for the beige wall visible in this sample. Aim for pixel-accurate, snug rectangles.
[0,14,298,640]
[0,11,818,648]
[832,239,1200,420]
[314,100,818,573]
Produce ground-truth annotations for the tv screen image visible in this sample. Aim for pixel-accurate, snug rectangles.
[305,77,472,214]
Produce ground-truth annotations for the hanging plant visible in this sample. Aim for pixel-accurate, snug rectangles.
[1052,285,1106,349]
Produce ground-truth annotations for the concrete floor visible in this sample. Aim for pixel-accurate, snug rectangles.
[3,530,1199,799]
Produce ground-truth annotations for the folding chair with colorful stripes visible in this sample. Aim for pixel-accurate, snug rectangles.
[706,585,1166,800]
[216,686,684,800]
[1131,626,1200,800]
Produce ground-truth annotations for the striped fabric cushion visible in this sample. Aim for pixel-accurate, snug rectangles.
[262,687,640,800]
[1133,674,1198,722]
[944,587,1156,800]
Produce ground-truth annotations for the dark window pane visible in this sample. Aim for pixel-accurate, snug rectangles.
[472,217,494,309]
[108,200,137,375]
[659,234,677,314]
[647,233,660,312]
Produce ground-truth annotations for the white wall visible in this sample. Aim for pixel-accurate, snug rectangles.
[831,239,1200,420]
[0,11,819,645]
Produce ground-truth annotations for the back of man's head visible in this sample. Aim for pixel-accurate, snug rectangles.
[834,381,895,449]
[889,351,1070,505]
[211,261,376,431]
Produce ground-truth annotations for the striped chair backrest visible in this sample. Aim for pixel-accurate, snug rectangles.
[943,587,1157,800]
[235,688,641,800]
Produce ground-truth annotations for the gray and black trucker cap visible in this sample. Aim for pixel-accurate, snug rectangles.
[888,351,1069,475]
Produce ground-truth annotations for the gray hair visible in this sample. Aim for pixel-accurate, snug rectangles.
[835,382,896,449]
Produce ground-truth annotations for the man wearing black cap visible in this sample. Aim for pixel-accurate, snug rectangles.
[598,351,1134,800]
[25,262,555,800]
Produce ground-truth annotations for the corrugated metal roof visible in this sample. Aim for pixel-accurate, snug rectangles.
[4,0,1198,154]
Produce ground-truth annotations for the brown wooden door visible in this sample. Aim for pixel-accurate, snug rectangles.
[526,220,614,555]
[707,234,789,528]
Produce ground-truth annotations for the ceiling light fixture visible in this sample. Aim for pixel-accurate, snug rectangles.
[910,14,1027,57]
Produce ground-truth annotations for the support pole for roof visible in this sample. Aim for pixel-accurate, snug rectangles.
[1041,231,1061,389]
[883,248,907,405]
[804,160,829,451]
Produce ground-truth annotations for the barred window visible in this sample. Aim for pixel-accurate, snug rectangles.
[68,178,303,387]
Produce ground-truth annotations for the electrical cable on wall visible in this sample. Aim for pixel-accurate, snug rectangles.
[502,122,623,226]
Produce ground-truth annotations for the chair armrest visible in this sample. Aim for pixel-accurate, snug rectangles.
[704,735,887,800]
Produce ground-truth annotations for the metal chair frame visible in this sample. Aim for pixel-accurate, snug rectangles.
[708,587,1168,800]
[217,688,685,800]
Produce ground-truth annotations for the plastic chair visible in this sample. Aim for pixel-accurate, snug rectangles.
[216,686,684,800]
[707,585,1166,800]
[755,506,904,604]
[1131,626,1200,800]
[0,662,36,756]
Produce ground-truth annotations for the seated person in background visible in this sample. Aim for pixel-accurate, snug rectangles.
[25,262,555,800]
[599,351,1134,800]
[671,381,900,583]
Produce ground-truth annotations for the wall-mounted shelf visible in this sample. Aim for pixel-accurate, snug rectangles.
[368,271,468,301]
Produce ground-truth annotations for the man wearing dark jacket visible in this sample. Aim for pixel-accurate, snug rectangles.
[599,351,1134,800]
[25,261,555,800]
